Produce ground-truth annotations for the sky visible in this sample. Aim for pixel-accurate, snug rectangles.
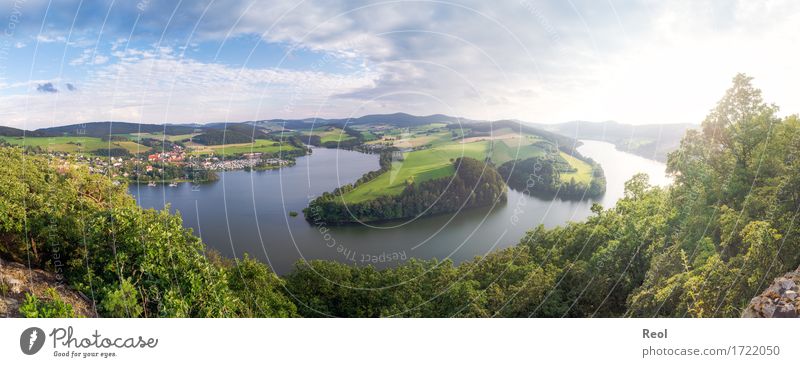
[0,0,797,129]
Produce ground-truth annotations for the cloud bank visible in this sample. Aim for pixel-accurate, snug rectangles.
[0,0,798,128]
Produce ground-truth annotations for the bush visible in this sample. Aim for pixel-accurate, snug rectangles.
[19,289,76,318]
[100,278,144,317]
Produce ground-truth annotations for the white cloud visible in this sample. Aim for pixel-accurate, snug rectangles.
[3,0,800,126]
[70,48,109,66]
[92,54,108,65]
[195,0,800,124]
[36,34,66,43]
[0,46,376,128]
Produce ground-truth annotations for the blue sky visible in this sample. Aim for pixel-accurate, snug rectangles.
[0,0,798,128]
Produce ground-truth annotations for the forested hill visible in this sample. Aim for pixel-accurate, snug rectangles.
[0,126,46,137]
[1,74,798,318]
[33,121,199,137]
[4,114,583,151]
[252,112,476,129]
[540,120,695,162]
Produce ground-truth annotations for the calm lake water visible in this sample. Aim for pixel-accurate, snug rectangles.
[131,140,669,274]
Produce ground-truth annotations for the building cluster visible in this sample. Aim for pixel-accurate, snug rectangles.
[202,154,290,171]
[37,146,294,185]
[147,146,186,163]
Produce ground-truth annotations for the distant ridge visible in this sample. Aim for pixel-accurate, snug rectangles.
[0,125,46,137]
[0,114,695,161]
[32,121,199,138]
[253,112,477,129]
[538,120,696,162]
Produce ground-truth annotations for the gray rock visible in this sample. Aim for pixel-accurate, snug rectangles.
[773,304,797,318]
[785,290,798,300]
[761,303,777,318]
[777,279,796,292]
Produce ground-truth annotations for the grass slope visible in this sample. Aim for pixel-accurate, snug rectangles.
[187,139,288,156]
[128,132,200,142]
[302,127,356,143]
[341,127,597,203]
[342,141,489,203]
[0,136,148,154]
[558,152,593,184]
[488,137,545,165]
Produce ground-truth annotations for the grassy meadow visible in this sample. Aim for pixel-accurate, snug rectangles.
[342,140,489,203]
[186,139,290,156]
[558,152,594,184]
[341,127,597,203]
[302,127,356,143]
[0,136,148,154]
[128,132,200,142]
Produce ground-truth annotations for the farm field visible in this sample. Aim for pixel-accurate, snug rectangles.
[488,136,545,165]
[303,127,356,143]
[129,132,200,142]
[186,139,290,156]
[391,131,451,149]
[0,136,148,154]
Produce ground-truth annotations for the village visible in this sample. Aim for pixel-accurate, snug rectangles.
[43,146,293,186]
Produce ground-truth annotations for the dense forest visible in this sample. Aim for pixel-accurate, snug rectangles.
[1,74,798,318]
[305,157,508,224]
[191,129,255,145]
[35,121,198,138]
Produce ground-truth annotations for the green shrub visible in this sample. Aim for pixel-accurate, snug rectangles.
[19,288,76,318]
[100,278,143,317]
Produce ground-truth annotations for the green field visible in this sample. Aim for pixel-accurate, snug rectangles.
[342,141,489,203]
[558,152,594,184]
[392,131,451,149]
[488,137,545,165]
[303,127,356,143]
[129,132,200,142]
[359,131,377,141]
[0,136,148,154]
[187,139,290,156]
[341,128,596,203]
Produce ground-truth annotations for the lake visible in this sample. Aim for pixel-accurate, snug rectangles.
[131,140,670,274]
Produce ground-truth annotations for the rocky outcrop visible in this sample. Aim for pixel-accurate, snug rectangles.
[0,258,96,318]
[742,267,799,318]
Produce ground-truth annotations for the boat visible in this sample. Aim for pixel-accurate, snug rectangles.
[168,182,178,187]
[147,181,157,187]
